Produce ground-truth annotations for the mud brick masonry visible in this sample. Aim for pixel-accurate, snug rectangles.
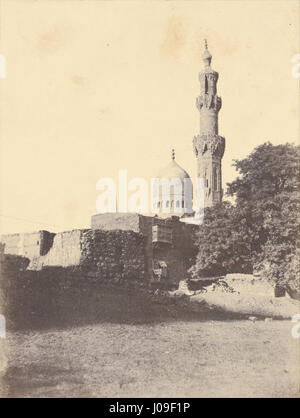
[1,214,195,288]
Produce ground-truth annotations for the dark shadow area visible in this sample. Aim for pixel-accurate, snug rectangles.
[40,231,55,256]
[1,262,246,332]
[3,364,84,391]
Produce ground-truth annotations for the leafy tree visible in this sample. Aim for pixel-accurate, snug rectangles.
[190,142,300,290]
[227,142,300,289]
[253,191,300,290]
[189,202,254,278]
[227,142,299,204]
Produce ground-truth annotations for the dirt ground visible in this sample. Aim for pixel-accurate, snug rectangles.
[1,320,299,398]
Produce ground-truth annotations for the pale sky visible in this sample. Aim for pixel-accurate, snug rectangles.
[0,0,299,234]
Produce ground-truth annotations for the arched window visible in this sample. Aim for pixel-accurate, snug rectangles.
[166,200,169,208]
[182,200,184,208]
[176,200,180,208]
[157,202,160,208]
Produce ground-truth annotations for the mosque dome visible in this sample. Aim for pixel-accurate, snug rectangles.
[153,149,193,218]
[157,158,191,181]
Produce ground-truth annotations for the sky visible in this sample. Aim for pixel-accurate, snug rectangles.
[0,0,299,234]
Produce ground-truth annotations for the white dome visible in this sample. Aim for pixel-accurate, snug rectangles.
[157,159,191,181]
[153,150,193,218]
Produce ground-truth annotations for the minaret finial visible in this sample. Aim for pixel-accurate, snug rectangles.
[171,149,175,160]
[202,38,212,67]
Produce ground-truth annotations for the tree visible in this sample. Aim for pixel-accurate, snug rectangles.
[190,142,300,290]
[189,202,254,278]
[227,142,300,289]
[253,191,300,290]
[227,142,299,204]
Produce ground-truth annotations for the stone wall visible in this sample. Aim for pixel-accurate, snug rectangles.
[91,213,197,287]
[0,231,54,259]
[0,229,147,330]
[91,213,141,233]
[0,257,197,331]
[1,213,197,289]
[1,228,146,286]
[29,230,85,270]
[79,229,146,284]
[27,229,146,285]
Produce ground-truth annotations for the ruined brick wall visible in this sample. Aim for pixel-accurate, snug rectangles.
[1,227,147,285]
[27,229,146,283]
[0,260,195,331]
[79,230,146,285]
[91,213,153,282]
[91,213,141,233]
[0,232,147,330]
[0,250,31,329]
[0,220,198,330]
[0,231,54,258]
[29,230,85,270]
[1,214,197,291]
[0,229,147,330]
[90,213,197,287]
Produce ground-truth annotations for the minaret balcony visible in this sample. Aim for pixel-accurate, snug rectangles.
[196,94,222,112]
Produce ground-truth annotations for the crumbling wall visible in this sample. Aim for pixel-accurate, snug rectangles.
[91,213,141,233]
[0,230,55,259]
[90,214,197,286]
[1,227,147,284]
[0,232,147,330]
[1,214,197,291]
[91,213,154,283]
[27,229,146,285]
[1,231,41,258]
[0,229,147,330]
[79,229,146,284]
[29,230,84,270]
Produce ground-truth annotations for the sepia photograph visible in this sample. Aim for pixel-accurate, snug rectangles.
[0,0,299,401]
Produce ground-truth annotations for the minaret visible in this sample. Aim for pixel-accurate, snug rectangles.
[193,40,225,207]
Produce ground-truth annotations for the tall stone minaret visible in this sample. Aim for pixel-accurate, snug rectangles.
[193,40,225,207]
